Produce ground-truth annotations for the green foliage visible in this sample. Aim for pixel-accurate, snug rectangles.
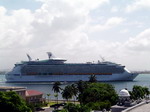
[62,85,73,101]
[86,102,101,110]
[59,109,68,112]
[53,110,67,112]
[78,104,91,112]
[0,91,31,112]
[62,84,78,103]
[63,103,91,112]
[142,87,149,96]
[53,81,62,104]
[79,83,118,106]
[76,80,88,94]
[64,103,79,112]
[99,101,111,111]
[88,74,97,83]
[86,101,111,111]
[71,84,78,103]
[71,84,78,98]
[130,85,150,100]
[52,81,62,93]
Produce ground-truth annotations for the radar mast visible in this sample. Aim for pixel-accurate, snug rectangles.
[47,52,52,59]
[99,55,105,62]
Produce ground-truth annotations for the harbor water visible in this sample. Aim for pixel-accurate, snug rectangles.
[0,74,150,99]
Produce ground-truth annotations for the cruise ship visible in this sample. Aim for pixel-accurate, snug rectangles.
[5,52,138,82]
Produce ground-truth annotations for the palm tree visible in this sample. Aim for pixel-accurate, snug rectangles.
[62,85,73,102]
[76,80,88,104]
[47,93,51,105]
[54,94,58,103]
[52,81,62,104]
[76,80,88,94]
[71,84,78,104]
[89,74,97,83]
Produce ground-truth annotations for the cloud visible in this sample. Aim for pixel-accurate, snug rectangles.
[89,17,125,32]
[0,7,33,49]
[105,17,124,26]
[111,6,118,12]
[0,0,110,69]
[1,0,150,71]
[125,28,150,51]
[125,0,150,12]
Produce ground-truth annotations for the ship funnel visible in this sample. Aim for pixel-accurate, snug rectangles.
[47,52,52,59]
[26,54,32,61]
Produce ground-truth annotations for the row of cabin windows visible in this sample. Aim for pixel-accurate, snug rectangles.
[26,72,113,75]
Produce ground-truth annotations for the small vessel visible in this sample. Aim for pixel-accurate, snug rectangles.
[5,52,138,82]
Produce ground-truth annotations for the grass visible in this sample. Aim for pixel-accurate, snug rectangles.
[47,100,79,106]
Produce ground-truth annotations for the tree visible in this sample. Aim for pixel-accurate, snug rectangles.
[0,91,31,112]
[132,85,145,100]
[63,103,91,112]
[78,83,118,110]
[130,85,150,100]
[71,84,78,104]
[54,94,58,104]
[142,87,149,98]
[52,81,62,93]
[76,80,88,94]
[47,93,51,105]
[89,74,97,83]
[76,80,89,104]
[62,85,73,102]
[52,81,62,104]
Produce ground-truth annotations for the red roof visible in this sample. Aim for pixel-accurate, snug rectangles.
[26,90,43,97]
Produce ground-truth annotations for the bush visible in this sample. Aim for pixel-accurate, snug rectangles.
[86,101,111,111]
[63,103,91,112]
[86,102,101,110]
[0,91,31,112]
[99,101,111,111]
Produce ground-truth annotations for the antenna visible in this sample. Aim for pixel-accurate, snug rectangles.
[47,52,52,59]
[99,55,105,62]
[26,54,32,61]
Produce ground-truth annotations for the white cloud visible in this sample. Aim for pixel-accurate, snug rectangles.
[120,29,129,33]
[105,17,124,26]
[1,0,150,71]
[112,28,150,70]
[125,28,150,51]
[0,6,7,16]
[111,6,118,12]
[0,7,33,49]
[89,17,125,32]
[0,0,110,69]
[126,0,150,12]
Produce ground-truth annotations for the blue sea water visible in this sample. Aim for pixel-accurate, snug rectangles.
[0,74,150,99]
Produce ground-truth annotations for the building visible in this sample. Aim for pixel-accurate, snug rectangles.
[0,86,26,99]
[118,88,131,106]
[111,89,132,112]
[0,86,44,105]
[26,90,45,105]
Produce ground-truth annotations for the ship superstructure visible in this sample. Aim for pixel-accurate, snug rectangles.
[5,53,138,82]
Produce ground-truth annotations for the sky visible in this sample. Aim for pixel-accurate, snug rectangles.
[0,0,150,71]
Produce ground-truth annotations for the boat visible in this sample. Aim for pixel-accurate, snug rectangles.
[5,52,138,82]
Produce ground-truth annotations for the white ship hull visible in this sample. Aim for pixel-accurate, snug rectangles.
[6,71,138,82]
